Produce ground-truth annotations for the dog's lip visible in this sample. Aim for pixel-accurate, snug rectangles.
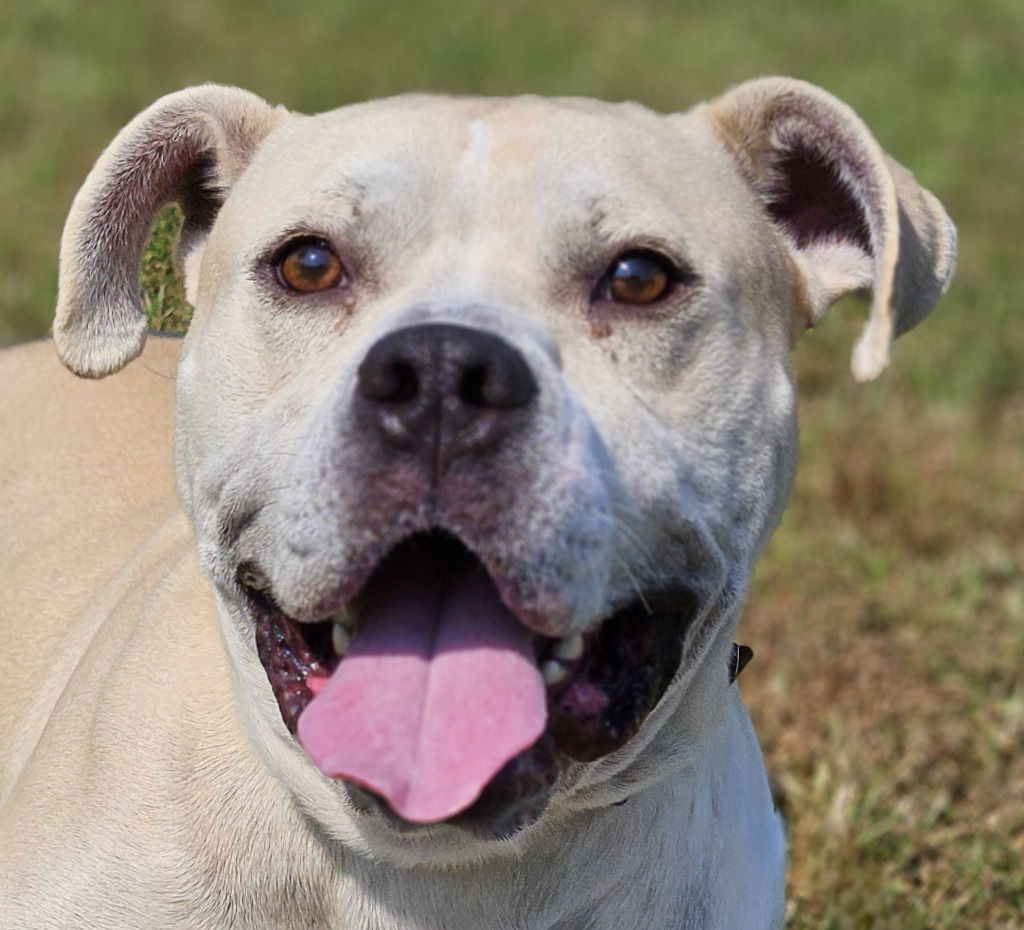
[237,535,694,653]
[242,531,588,641]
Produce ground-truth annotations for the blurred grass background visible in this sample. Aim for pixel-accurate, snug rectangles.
[1,0,1021,925]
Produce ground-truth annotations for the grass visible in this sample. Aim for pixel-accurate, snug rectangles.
[747,389,1024,927]
[3,0,1022,925]
[140,208,190,333]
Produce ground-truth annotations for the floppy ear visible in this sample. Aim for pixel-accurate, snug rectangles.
[53,84,285,378]
[699,77,956,380]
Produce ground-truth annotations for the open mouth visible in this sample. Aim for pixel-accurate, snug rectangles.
[244,530,692,835]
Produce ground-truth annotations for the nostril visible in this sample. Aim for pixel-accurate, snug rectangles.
[459,359,537,409]
[358,356,419,404]
[459,364,488,408]
[462,343,538,409]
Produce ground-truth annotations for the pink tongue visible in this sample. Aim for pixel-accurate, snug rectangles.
[296,548,547,823]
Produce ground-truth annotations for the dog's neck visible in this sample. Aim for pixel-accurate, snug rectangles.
[183,739,775,930]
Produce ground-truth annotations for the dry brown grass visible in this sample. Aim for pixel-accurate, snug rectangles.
[744,346,1024,928]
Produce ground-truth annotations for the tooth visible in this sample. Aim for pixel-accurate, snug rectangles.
[332,606,356,630]
[542,660,567,687]
[332,622,351,656]
[552,634,584,662]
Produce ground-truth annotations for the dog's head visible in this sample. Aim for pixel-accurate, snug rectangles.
[53,80,954,861]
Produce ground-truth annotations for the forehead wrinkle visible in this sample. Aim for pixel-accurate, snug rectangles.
[245,187,362,248]
[553,185,696,263]
[307,155,436,249]
[310,172,368,207]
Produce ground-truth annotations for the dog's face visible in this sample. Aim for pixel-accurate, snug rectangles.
[177,96,799,847]
[53,80,955,861]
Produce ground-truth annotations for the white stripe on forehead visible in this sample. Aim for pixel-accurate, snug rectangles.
[440,117,499,293]
[457,119,495,198]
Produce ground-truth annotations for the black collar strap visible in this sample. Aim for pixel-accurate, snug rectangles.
[729,643,754,683]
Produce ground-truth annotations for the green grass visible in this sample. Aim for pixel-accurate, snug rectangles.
[140,208,190,333]
[3,1,1022,925]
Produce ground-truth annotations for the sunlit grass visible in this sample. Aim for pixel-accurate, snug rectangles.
[748,393,1024,928]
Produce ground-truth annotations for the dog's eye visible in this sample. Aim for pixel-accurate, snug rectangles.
[276,238,345,293]
[602,251,674,305]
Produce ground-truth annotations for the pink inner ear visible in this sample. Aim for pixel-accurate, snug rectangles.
[765,147,873,254]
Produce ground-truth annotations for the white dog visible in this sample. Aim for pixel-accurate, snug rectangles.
[0,77,954,929]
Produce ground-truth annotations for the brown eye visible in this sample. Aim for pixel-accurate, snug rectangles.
[604,251,674,305]
[276,238,345,293]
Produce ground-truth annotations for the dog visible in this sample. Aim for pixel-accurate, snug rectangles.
[0,77,955,929]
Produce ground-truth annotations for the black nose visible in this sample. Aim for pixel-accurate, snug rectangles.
[355,323,538,460]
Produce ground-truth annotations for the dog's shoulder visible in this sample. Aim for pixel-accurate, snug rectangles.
[1,334,180,496]
[0,335,185,772]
